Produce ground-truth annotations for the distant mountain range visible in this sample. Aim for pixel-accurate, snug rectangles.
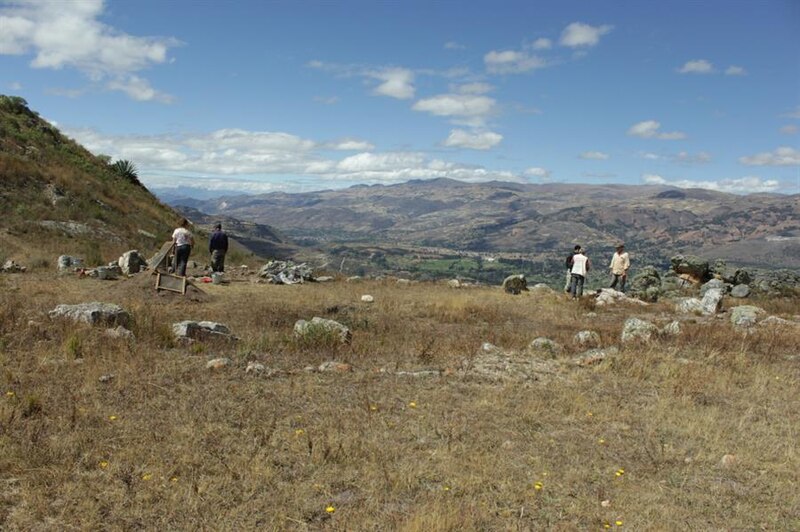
[167,178,800,273]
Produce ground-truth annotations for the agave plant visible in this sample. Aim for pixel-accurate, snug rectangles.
[111,159,142,186]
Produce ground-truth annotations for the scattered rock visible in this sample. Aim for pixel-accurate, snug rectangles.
[661,320,682,336]
[245,362,266,374]
[173,321,237,343]
[730,305,765,328]
[396,278,411,285]
[57,255,83,273]
[1,259,26,273]
[670,254,710,282]
[118,250,148,275]
[206,357,231,370]
[700,278,731,297]
[315,276,335,283]
[527,337,563,357]
[49,302,131,327]
[573,347,619,367]
[676,297,705,315]
[573,330,601,348]
[719,454,738,468]
[730,284,751,298]
[463,344,559,382]
[346,276,362,283]
[258,260,314,284]
[621,318,659,344]
[104,326,135,340]
[752,269,800,296]
[318,361,353,372]
[294,317,352,344]
[447,279,461,288]
[98,374,115,383]
[530,283,555,295]
[361,294,374,303]
[759,315,800,328]
[629,266,662,301]
[595,288,648,306]
[502,274,528,295]
[89,265,120,280]
[701,288,725,315]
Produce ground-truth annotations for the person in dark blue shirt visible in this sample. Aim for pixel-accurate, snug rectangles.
[209,223,229,273]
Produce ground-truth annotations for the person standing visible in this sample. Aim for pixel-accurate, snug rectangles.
[172,218,194,277]
[569,246,591,299]
[209,223,229,273]
[564,246,578,292]
[609,243,630,292]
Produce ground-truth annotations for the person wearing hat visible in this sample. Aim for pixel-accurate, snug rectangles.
[609,243,630,292]
[209,222,229,273]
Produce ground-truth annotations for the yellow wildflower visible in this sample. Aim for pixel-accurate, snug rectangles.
[408,401,417,408]
[325,505,335,514]
[598,438,606,444]
[615,468,625,477]
[170,476,178,483]
[534,482,543,491]
[616,520,623,526]
[141,473,153,481]
[99,460,109,469]
[5,391,14,398]
[295,428,305,436]
[109,415,118,421]
[369,404,378,411]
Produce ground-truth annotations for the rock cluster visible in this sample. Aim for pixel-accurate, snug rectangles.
[1,259,26,273]
[49,302,131,327]
[258,260,315,284]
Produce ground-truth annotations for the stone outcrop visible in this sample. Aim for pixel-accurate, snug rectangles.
[173,321,237,343]
[118,250,148,275]
[258,260,314,284]
[49,302,131,327]
[730,305,765,328]
[629,266,662,301]
[294,317,352,344]
[621,318,659,344]
[670,254,710,283]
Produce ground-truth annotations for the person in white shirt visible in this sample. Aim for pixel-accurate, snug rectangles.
[171,218,194,277]
[569,246,591,299]
[609,243,631,292]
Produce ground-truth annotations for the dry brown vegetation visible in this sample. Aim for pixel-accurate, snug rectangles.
[0,272,798,530]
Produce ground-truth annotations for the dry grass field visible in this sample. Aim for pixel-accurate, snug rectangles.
[0,271,798,530]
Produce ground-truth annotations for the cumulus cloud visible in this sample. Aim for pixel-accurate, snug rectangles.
[524,167,551,179]
[0,0,178,102]
[328,139,375,151]
[369,67,415,99]
[442,129,503,150]
[627,120,686,140]
[579,151,609,160]
[412,93,496,127]
[484,50,546,74]
[779,125,798,135]
[678,59,714,74]
[739,146,800,166]
[725,65,747,76]
[66,126,522,190]
[559,22,613,48]
[642,174,780,194]
[531,38,552,50]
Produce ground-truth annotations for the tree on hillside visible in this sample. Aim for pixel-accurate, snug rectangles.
[111,159,143,187]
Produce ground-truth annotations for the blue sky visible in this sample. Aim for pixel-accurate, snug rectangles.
[1,0,799,195]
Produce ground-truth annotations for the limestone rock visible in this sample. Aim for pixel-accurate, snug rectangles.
[730,284,751,298]
[573,347,619,367]
[527,337,563,357]
[447,279,461,288]
[206,357,231,370]
[294,317,352,344]
[258,260,314,284]
[759,315,800,328]
[621,318,659,344]
[629,266,662,301]
[318,361,353,372]
[104,326,135,340]
[118,250,148,275]
[700,278,731,297]
[661,320,682,336]
[502,274,528,295]
[701,288,725,315]
[595,288,648,307]
[573,330,601,348]
[245,362,266,374]
[49,302,130,327]
[676,297,704,315]
[670,254,710,282]
[57,255,83,273]
[360,294,374,303]
[1,259,26,273]
[730,305,764,328]
[173,321,237,343]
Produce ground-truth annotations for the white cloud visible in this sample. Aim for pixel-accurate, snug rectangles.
[579,151,609,160]
[531,38,552,50]
[642,173,780,194]
[313,95,339,105]
[639,152,663,161]
[524,167,551,179]
[779,125,798,135]
[442,129,503,150]
[559,22,613,48]
[329,139,375,151]
[725,65,746,76]
[627,120,686,140]
[66,126,523,189]
[678,59,714,74]
[369,67,415,99]
[412,93,496,127]
[444,41,466,50]
[0,0,178,102]
[454,82,493,95]
[739,146,800,166]
[674,151,712,164]
[484,50,546,74]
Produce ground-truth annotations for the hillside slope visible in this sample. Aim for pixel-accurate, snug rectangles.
[0,95,183,267]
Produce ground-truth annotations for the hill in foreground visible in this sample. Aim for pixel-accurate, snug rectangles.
[0,270,797,528]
